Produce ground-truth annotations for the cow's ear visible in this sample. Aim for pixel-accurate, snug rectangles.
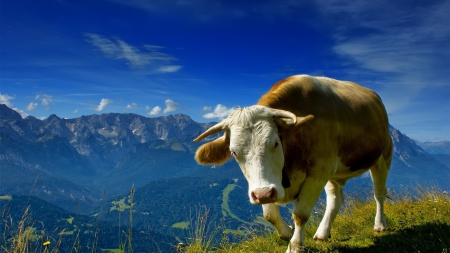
[195,133,231,165]
[276,114,314,128]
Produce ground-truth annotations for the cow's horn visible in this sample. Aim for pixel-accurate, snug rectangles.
[193,120,228,142]
[270,108,314,127]
[269,108,298,125]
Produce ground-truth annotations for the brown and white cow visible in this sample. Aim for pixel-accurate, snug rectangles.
[194,75,392,253]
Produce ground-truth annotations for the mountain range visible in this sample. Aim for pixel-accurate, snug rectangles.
[1,103,449,250]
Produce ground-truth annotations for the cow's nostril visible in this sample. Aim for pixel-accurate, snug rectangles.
[251,191,257,201]
[269,187,276,199]
[251,187,277,204]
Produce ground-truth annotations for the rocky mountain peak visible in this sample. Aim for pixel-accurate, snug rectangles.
[0,104,22,121]
[389,125,427,157]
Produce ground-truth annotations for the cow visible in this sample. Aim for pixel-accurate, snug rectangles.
[193,74,392,253]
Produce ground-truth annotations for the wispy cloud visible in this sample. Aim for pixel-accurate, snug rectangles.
[26,102,38,111]
[203,104,236,120]
[85,33,182,73]
[148,106,161,116]
[126,102,137,109]
[0,93,15,107]
[95,98,113,111]
[316,0,450,113]
[163,99,179,113]
[203,106,212,111]
[35,94,53,107]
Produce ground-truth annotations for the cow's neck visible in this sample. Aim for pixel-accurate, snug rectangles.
[282,166,291,188]
[280,134,291,188]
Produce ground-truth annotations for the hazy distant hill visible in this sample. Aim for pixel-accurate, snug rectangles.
[416,140,450,155]
[388,127,449,188]
[98,138,204,195]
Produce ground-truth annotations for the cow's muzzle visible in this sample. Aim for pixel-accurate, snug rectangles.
[251,186,277,204]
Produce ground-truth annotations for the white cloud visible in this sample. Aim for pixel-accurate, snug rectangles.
[0,93,15,107]
[145,105,150,110]
[148,106,161,116]
[203,104,236,120]
[163,99,179,113]
[95,98,113,112]
[13,108,28,118]
[36,94,53,107]
[73,109,78,114]
[126,102,137,109]
[144,44,165,51]
[26,102,38,111]
[85,33,182,73]
[203,106,212,111]
[157,65,182,73]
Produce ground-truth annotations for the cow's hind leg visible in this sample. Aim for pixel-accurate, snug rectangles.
[262,203,293,241]
[369,157,390,232]
[314,180,344,241]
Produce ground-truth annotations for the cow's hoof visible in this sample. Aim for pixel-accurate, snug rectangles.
[286,245,305,253]
[374,226,386,232]
[313,233,330,242]
[314,237,325,243]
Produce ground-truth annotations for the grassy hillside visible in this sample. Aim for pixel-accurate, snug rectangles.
[2,187,449,252]
[183,187,450,253]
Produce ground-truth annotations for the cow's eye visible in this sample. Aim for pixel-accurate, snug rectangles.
[275,141,280,148]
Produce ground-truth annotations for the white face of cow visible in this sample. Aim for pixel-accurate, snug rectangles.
[194,105,314,205]
[228,119,285,204]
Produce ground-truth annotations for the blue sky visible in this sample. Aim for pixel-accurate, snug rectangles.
[1,0,449,142]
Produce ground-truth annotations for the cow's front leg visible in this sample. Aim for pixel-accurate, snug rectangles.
[262,203,293,241]
[314,180,344,241]
[287,178,327,253]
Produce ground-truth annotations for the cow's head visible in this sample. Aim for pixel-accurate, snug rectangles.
[194,105,313,205]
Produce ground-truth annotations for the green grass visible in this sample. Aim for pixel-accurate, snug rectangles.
[172,221,190,229]
[221,184,250,225]
[65,216,74,224]
[109,196,132,212]
[100,248,124,253]
[0,195,12,200]
[185,187,450,253]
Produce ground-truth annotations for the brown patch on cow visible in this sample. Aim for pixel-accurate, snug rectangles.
[268,76,296,92]
[345,150,381,172]
[195,134,231,165]
[338,123,392,172]
[292,212,309,226]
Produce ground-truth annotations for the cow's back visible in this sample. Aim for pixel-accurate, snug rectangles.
[257,75,392,174]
